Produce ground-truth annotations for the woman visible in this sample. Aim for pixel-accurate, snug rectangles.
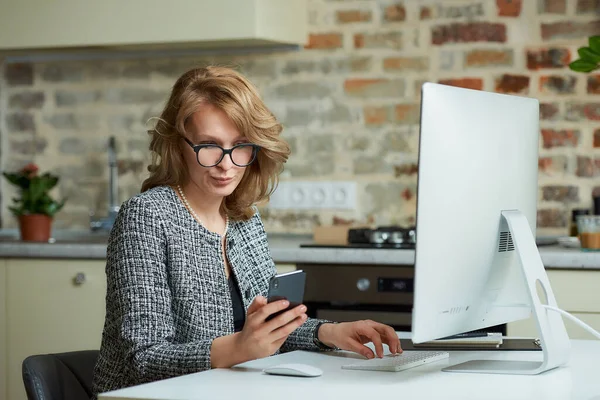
[92,66,402,397]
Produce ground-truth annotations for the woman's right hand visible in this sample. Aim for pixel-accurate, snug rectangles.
[235,296,307,360]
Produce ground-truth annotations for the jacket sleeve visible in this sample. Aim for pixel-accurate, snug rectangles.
[105,196,214,382]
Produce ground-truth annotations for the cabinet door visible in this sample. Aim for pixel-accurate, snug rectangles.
[507,269,600,339]
[6,259,107,400]
[0,260,7,400]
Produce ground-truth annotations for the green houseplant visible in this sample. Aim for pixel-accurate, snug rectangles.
[569,35,600,73]
[2,163,65,241]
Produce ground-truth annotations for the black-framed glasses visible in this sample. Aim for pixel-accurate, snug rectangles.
[183,137,260,167]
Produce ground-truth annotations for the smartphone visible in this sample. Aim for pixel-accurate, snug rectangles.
[265,270,306,321]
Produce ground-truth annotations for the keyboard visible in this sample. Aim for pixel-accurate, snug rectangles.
[341,351,449,372]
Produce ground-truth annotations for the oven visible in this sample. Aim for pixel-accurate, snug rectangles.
[300,225,506,335]
[301,263,414,331]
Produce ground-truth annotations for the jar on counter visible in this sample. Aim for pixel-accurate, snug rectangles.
[571,208,590,237]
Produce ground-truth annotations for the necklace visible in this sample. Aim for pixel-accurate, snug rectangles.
[177,185,228,236]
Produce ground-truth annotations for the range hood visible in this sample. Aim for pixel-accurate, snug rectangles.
[0,0,307,54]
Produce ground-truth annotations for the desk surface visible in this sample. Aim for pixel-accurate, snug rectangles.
[99,334,600,400]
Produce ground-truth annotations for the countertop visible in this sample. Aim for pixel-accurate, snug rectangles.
[0,230,598,269]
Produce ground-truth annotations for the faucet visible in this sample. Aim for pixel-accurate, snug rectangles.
[90,136,120,232]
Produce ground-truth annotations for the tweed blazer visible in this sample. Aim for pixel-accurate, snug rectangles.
[92,185,325,397]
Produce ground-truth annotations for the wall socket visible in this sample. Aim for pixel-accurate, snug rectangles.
[269,181,356,210]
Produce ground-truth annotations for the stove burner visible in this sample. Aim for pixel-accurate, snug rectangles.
[348,226,416,246]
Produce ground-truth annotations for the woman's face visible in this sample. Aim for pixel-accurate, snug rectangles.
[183,103,249,200]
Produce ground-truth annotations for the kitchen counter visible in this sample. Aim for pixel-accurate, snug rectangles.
[0,230,598,268]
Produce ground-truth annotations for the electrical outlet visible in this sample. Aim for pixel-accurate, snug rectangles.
[269,181,356,210]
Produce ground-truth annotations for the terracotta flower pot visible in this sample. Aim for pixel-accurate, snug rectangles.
[18,214,52,242]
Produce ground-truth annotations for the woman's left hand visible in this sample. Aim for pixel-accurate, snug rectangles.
[317,320,402,359]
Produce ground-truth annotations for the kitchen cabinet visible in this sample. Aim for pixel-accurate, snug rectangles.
[0,260,7,400]
[0,0,307,52]
[507,269,600,340]
[4,259,107,400]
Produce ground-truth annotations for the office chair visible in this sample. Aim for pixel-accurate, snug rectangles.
[22,350,99,400]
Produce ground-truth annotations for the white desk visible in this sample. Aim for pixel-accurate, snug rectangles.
[99,334,600,400]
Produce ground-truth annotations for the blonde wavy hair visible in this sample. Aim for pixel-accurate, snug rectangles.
[142,65,290,220]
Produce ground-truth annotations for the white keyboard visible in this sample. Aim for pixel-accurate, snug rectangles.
[341,351,449,372]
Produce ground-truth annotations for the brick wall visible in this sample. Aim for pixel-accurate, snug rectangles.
[1,0,599,236]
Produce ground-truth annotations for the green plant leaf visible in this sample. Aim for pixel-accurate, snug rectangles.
[569,59,599,73]
[590,36,600,54]
[578,47,600,64]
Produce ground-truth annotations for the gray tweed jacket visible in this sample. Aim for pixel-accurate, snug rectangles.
[92,186,325,397]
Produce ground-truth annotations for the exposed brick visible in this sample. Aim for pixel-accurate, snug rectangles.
[437,3,485,18]
[284,102,351,127]
[432,23,507,45]
[541,129,579,148]
[41,64,84,82]
[497,0,522,16]
[354,31,402,49]
[385,131,414,152]
[8,92,45,109]
[344,79,405,98]
[538,156,568,175]
[439,51,457,70]
[394,163,419,177]
[540,103,560,120]
[4,63,34,86]
[349,137,371,151]
[420,6,432,19]
[108,115,142,133]
[285,154,335,177]
[6,113,35,132]
[364,106,389,126]
[59,138,86,154]
[576,156,600,177]
[10,137,47,155]
[306,135,335,154]
[594,128,600,147]
[566,102,600,121]
[364,182,412,215]
[305,33,343,49]
[526,48,570,70]
[537,209,567,228]
[438,78,483,90]
[587,75,600,94]
[576,0,600,14]
[336,10,372,24]
[55,90,102,107]
[539,0,566,13]
[44,114,101,131]
[383,57,429,71]
[282,57,371,75]
[541,20,600,41]
[122,63,152,79]
[540,75,577,94]
[272,82,332,99]
[394,104,420,124]
[354,155,390,174]
[465,49,513,67]
[237,60,278,79]
[401,188,414,201]
[117,160,145,176]
[103,88,167,104]
[382,3,406,22]
[542,185,579,202]
[495,74,529,93]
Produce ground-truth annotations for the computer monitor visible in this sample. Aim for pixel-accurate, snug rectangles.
[411,83,570,374]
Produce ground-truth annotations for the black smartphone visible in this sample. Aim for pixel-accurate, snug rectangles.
[265,270,306,321]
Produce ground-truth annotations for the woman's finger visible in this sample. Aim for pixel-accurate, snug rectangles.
[371,323,402,354]
[345,338,375,359]
[360,325,385,358]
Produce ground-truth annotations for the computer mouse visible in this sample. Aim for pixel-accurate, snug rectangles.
[263,363,323,377]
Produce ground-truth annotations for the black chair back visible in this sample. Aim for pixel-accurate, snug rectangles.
[22,350,99,400]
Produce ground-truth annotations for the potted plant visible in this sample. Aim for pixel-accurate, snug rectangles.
[2,163,65,242]
[569,35,600,73]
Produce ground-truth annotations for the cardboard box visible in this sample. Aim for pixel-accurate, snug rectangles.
[313,225,371,245]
